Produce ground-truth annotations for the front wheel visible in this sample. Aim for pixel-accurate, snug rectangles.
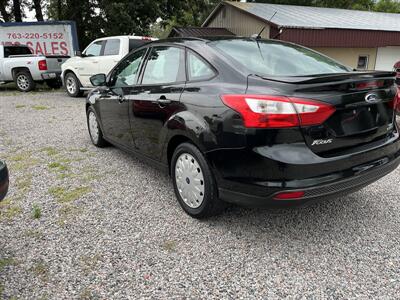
[64,72,84,97]
[86,107,108,147]
[171,143,226,218]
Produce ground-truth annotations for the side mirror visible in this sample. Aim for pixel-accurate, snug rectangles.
[90,73,107,86]
[75,50,82,57]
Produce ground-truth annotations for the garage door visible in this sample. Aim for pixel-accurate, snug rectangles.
[375,46,400,71]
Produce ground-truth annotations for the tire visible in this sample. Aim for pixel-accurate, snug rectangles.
[171,142,226,218]
[64,72,84,97]
[14,70,35,92]
[46,79,62,89]
[86,107,108,147]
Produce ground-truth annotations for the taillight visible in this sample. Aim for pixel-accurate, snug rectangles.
[221,94,335,128]
[273,191,305,200]
[38,59,47,71]
[389,88,400,114]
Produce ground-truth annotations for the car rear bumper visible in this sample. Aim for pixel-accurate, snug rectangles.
[0,162,9,201]
[218,154,400,207]
[41,72,61,81]
[211,132,400,207]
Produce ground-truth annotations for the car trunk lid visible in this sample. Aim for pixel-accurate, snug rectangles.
[247,71,398,157]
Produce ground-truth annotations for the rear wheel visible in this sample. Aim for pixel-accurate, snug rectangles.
[171,143,226,218]
[65,72,84,97]
[14,70,35,92]
[87,107,108,147]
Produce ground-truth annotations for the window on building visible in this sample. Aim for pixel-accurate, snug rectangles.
[357,55,369,70]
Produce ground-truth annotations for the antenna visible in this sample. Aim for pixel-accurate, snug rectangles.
[251,11,277,39]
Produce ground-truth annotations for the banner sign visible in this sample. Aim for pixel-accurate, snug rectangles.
[0,21,79,56]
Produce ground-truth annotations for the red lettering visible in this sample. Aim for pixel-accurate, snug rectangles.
[26,42,34,53]
[51,42,59,55]
[35,42,43,55]
[60,42,69,56]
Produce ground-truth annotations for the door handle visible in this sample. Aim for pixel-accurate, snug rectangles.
[157,96,171,105]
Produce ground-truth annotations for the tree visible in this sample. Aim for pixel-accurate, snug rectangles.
[32,0,44,21]
[12,0,21,21]
[374,0,400,13]
[0,0,12,22]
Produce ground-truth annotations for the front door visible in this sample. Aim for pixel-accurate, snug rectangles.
[129,46,186,160]
[97,48,148,148]
[78,40,103,86]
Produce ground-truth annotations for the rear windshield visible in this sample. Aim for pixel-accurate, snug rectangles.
[129,39,150,52]
[209,39,350,77]
[4,46,32,57]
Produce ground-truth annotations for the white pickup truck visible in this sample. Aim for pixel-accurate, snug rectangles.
[61,35,157,97]
[0,45,69,92]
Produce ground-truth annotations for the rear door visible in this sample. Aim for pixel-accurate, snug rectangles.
[97,39,122,76]
[128,45,186,159]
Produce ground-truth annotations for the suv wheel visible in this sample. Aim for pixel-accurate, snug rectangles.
[87,107,108,147]
[171,143,226,218]
[14,70,35,92]
[65,73,84,97]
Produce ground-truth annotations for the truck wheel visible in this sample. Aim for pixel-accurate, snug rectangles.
[65,73,84,97]
[14,70,35,92]
[46,79,62,89]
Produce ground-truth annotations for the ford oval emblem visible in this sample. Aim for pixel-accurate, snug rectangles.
[365,93,381,104]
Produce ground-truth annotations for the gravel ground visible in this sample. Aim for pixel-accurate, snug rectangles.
[0,90,399,299]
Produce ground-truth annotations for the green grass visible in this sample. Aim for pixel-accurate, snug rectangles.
[31,105,50,111]
[15,104,26,109]
[0,198,22,221]
[48,162,69,171]
[16,174,32,194]
[0,257,16,271]
[41,147,58,156]
[32,204,42,219]
[49,186,91,203]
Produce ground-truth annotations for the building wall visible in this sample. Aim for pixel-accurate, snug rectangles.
[375,46,400,71]
[312,47,377,70]
[207,5,270,38]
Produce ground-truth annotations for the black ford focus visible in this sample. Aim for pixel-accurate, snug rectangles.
[86,37,400,218]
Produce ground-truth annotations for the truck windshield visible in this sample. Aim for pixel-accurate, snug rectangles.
[209,39,351,77]
[4,46,33,57]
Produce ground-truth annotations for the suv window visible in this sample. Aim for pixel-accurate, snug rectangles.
[84,41,102,57]
[187,50,215,81]
[4,46,32,57]
[142,46,185,85]
[111,48,147,87]
[129,39,149,52]
[103,39,120,56]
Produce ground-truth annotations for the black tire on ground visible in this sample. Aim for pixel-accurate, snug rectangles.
[46,79,62,89]
[64,72,84,97]
[14,70,35,92]
[171,142,226,218]
[86,107,108,148]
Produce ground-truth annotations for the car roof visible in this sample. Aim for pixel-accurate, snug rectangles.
[148,36,293,46]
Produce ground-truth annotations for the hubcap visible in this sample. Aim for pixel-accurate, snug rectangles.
[88,111,99,144]
[175,153,205,209]
[17,74,29,90]
[66,77,76,94]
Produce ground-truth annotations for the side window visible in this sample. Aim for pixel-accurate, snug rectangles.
[111,49,146,87]
[187,50,216,81]
[142,46,185,85]
[103,39,120,56]
[84,41,102,57]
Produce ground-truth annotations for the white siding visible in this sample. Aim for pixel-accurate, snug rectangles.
[375,46,400,71]
[207,5,270,39]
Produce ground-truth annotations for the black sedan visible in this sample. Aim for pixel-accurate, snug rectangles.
[85,37,400,218]
[0,160,9,201]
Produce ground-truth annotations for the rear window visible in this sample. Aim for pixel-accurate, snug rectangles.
[4,46,32,57]
[209,39,350,77]
[129,39,149,52]
[103,39,120,56]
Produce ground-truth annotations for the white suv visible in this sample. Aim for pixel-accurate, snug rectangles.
[61,35,156,97]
